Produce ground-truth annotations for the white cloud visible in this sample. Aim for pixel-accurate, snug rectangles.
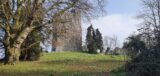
[82,14,142,47]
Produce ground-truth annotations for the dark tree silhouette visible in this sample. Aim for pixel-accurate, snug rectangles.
[95,29,103,53]
[86,25,98,54]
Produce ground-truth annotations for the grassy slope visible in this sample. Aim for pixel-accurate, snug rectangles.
[0,52,127,76]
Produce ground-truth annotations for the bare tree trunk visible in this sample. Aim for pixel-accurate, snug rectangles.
[5,47,20,64]
[5,26,34,64]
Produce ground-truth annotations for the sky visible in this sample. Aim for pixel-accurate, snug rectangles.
[82,0,143,47]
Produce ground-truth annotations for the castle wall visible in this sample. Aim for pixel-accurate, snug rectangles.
[52,11,82,51]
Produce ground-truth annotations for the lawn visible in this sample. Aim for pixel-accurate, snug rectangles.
[0,51,127,76]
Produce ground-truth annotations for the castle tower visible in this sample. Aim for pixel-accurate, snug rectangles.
[52,10,82,52]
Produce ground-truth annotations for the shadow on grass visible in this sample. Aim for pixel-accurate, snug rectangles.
[39,59,126,67]
[0,70,111,76]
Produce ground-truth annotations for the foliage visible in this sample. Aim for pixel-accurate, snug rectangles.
[124,0,160,76]
[86,25,98,54]
[124,35,160,76]
[123,34,146,58]
[111,67,126,76]
[125,48,160,76]
[20,30,42,61]
[95,29,103,52]
[138,0,160,47]
[86,25,104,54]
[105,47,110,54]
[111,48,120,55]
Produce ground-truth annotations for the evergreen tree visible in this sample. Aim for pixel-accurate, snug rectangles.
[86,25,98,54]
[95,29,103,53]
[123,35,146,58]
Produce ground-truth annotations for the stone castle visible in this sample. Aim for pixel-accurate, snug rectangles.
[52,10,82,51]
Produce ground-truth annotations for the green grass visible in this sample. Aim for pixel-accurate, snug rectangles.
[0,51,127,76]
[110,67,126,76]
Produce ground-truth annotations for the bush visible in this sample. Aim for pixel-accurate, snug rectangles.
[125,49,160,76]
[111,67,126,76]
[28,48,42,61]
[20,30,42,61]
[20,46,42,61]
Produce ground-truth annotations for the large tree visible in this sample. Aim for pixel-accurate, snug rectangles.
[138,0,160,48]
[123,34,146,58]
[86,25,98,54]
[0,0,106,64]
[125,0,160,76]
[95,29,103,52]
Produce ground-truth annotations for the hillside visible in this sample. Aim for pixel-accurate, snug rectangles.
[0,52,127,76]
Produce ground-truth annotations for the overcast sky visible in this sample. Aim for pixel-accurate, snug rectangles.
[82,0,143,47]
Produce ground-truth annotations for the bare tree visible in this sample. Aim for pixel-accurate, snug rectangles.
[0,0,106,64]
[103,35,119,51]
[125,1,160,75]
[138,0,160,47]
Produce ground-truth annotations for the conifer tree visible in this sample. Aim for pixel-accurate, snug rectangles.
[95,29,103,52]
[86,25,98,54]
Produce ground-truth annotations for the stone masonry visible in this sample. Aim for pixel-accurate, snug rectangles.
[52,10,82,51]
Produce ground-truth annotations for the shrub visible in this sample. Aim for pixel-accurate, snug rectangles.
[125,49,160,76]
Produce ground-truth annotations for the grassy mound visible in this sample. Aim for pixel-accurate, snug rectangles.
[0,51,126,76]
